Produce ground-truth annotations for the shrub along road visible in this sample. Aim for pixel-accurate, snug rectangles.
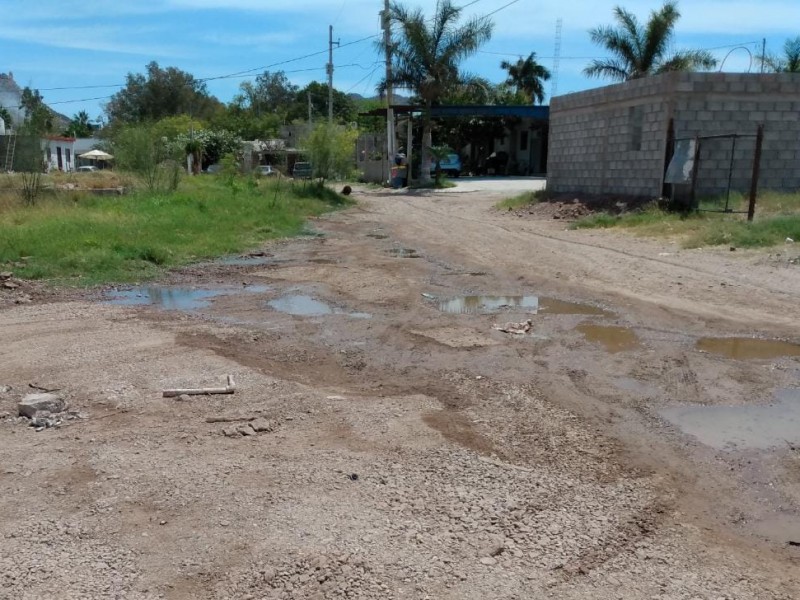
[0,185,798,599]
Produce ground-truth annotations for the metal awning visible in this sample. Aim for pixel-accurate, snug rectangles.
[359,104,549,120]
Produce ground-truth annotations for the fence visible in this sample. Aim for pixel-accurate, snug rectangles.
[664,121,764,220]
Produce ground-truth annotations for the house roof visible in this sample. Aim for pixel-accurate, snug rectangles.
[359,104,549,120]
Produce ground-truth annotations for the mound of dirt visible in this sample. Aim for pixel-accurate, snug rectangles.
[510,194,660,221]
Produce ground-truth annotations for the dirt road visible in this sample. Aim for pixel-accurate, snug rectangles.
[1,187,799,599]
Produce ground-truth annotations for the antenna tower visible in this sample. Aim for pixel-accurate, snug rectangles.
[551,18,563,100]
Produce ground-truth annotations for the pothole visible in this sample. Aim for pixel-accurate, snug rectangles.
[576,323,640,353]
[104,285,269,310]
[660,388,800,450]
[267,294,371,319]
[696,337,800,360]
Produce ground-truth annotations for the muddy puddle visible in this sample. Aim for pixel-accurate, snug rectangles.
[577,323,640,353]
[435,294,610,316]
[267,294,371,319]
[660,388,800,450]
[105,285,269,310]
[696,337,800,360]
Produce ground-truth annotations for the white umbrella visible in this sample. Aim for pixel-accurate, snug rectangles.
[79,149,114,160]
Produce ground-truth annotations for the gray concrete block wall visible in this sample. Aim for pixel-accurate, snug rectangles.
[548,72,800,197]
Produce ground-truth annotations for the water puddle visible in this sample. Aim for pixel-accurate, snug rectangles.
[577,323,640,353]
[660,389,800,450]
[387,248,420,258]
[105,285,269,310]
[267,294,371,319]
[696,337,800,360]
[434,295,610,316]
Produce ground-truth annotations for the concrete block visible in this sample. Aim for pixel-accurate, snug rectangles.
[18,393,66,418]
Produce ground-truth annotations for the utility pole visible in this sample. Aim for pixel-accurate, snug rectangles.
[327,25,340,125]
[382,0,396,177]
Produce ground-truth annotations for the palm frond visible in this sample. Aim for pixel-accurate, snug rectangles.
[657,50,717,74]
[583,58,630,82]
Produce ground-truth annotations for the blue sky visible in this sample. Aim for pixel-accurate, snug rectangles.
[2,0,798,122]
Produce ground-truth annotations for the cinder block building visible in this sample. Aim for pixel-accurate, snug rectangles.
[547,72,800,197]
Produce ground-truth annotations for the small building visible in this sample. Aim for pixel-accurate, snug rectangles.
[547,72,800,198]
[44,136,76,171]
[357,104,550,183]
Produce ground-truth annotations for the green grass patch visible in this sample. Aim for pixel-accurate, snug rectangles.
[572,193,800,249]
[0,177,351,285]
[496,189,548,210]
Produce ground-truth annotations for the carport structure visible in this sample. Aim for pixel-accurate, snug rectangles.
[357,104,549,183]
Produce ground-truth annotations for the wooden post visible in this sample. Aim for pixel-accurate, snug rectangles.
[747,124,764,222]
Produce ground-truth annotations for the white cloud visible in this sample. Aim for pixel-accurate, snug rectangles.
[0,24,186,57]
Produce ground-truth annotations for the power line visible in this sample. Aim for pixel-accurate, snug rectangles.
[484,0,520,18]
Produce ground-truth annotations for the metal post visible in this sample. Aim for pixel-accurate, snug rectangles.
[662,117,675,198]
[689,135,701,211]
[747,124,764,222]
[407,113,413,185]
[724,135,736,212]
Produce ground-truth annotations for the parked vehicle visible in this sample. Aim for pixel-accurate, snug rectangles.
[429,153,461,178]
[257,165,277,177]
[292,162,313,179]
[77,165,98,172]
[204,163,222,174]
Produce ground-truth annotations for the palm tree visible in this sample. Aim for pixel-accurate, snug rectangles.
[386,0,493,183]
[501,53,551,104]
[760,36,800,73]
[584,1,716,81]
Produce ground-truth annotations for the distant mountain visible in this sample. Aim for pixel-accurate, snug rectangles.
[0,71,70,132]
[0,72,25,126]
[349,92,412,104]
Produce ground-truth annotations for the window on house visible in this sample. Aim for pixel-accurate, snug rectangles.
[629,106,643,151]
[520,131,529,152]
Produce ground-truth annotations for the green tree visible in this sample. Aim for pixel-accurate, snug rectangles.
[0,106,11,130]
[233,70,298,118]
[63,110,94,137]
[584,1,716,81]
[385,0,493,183]
[151,114,207,141]
[501,53,551,104]
[302,123,358,181]
[112,124,183,192]
[20,87,54,134]
[760,36,800,73]
[105,61,223,124]
[287,81,357,124]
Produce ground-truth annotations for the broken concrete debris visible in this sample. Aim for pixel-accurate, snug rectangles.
[18,393,66,418]
[222,417,276,436]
